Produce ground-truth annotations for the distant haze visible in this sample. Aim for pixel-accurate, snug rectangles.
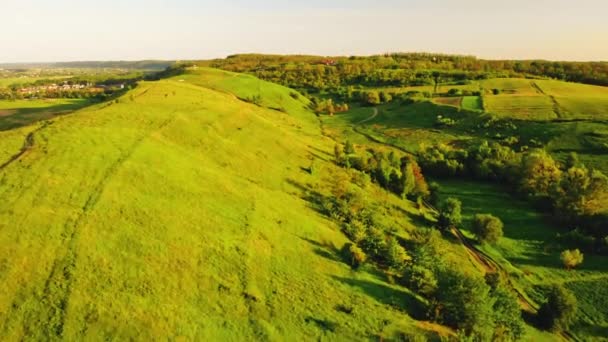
[1,0,607,63]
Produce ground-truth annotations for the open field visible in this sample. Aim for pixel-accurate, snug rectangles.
[0,68,451,340]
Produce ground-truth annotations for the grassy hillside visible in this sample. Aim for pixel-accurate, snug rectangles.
[0,69,451,340]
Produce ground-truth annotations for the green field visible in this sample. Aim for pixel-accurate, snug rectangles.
[0,68,453,340]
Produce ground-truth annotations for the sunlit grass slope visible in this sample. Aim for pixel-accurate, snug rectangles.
[0,69,438,340]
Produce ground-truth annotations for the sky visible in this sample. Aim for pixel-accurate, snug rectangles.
[1,0,607,63]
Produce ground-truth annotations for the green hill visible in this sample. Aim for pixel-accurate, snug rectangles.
[0,68,445,340]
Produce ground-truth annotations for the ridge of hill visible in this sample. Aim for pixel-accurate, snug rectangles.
[0,68,445,340]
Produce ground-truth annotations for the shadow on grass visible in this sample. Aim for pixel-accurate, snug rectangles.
[331,275,426,320]
[0,100,92,131]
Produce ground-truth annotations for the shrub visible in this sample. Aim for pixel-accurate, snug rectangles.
[560,249,584,270]
[341,243,367,269]
[343,220,367,243]
[403,265,438,298]
[384,238,411,270]
[437,198,462,230]
[491,286,525,341]
[472,214,504,244]
[537,284,577,331]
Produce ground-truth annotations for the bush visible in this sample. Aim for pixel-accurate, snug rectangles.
[437,198,462,230]
[537,284,577,331]
[343,220,367,243]
[435,115,456,127]
[560,249,584,270]
[472,214,504,244]
[403,265,438,298]
[341,243,367,269]
[384,238,411,270]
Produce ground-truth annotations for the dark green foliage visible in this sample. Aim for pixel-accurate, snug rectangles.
[384,238,410,270]
[538,284,577,332]
[432,269,495,340]
[428,182,441,207]
[341,243,367,269]
[491,286,525,341]
[344,140,355,155]
[472,214,504,244]
[403,265,438,298]
[361,90,380,105]
[437,198,462,230]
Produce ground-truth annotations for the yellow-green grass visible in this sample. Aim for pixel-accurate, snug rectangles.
[484,95,557,120]
[0,69,447,340]
[461,96,483,111]
[480,78,541,95]
[437,179,608,341]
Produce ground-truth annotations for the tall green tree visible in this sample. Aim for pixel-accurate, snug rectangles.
[538,284,577,332]
[437,198,462,230]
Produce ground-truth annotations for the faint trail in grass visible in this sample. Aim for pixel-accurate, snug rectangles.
[34,112,177,339]
[356,107,379,125]
[531,81,567,119]
[0,122,48,171]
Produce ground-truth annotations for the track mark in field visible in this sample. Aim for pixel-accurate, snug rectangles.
[0,123,48,171]
[35,114,177,339]
[357,107,379,125]
[531,82,567,119]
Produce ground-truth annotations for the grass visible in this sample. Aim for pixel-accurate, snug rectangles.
[461,96,482,111]
[0,69,449,340]
[484,95,557,120]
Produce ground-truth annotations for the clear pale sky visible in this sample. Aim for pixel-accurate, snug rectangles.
[1,0,607,63]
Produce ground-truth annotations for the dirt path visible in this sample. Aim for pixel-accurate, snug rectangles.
[450,227,578,341]
[356,107,378,124]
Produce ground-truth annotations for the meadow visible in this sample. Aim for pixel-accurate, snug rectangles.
[1,60,607,340]
[0,68,452,340]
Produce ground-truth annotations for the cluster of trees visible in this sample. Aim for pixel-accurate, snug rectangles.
[310,98,349,115]
[323,140,583,338]
[419,142,608,249]
[334,141,430,202]
[206,53,608,95]
[320,154,524,339]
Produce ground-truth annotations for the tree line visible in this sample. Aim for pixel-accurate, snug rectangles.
[418,141,608,253]
[206,54,608,95]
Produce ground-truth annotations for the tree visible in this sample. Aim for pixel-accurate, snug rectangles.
[361,90,380,105]
[433,269,495,339]
[520,150,562,197]
[472,214,504,244]
[560,249,584,270]
[344,140,355,155]
[538,284,577,331]
[334,143,345,166]
[491,286,525,341]
[565,152,580,169]
[384,237,411,270]
[400,162,416,199]
[403,265,438,298]
[341,243,367,269]
[428,182,441,207]
[437,198,462,230]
